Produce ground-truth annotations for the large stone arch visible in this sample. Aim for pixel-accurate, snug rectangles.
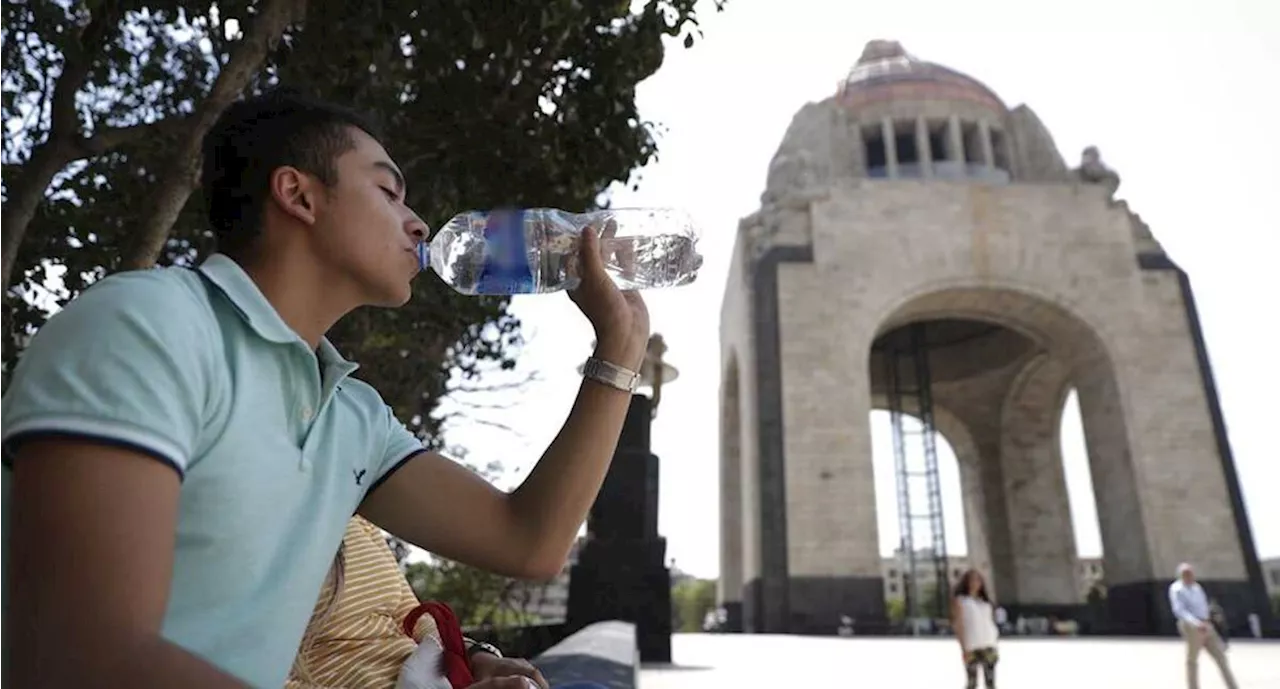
[867,281,1150,620]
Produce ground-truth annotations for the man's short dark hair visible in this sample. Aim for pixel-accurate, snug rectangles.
[201,89,384,257]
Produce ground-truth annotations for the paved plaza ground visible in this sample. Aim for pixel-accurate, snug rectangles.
[641,633,1280,687]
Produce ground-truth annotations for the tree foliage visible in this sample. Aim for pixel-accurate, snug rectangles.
[2,0,723,442]
[404,557,546,630]
[919,583,943,619]
[885,596,906,623]
[671,577,716,632]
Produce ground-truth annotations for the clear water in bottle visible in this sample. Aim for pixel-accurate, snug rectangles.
[419,208,703,296]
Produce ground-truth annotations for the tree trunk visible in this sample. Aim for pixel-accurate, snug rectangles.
[121,0,309,270]
[1,138,76,289]
[0,3,122,290]
[121,146,204,270]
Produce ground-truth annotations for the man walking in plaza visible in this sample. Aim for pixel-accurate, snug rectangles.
[1169,562,1239,689]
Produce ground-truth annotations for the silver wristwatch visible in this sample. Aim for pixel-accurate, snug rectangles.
[464,637,503,659]
[582,356,640,393]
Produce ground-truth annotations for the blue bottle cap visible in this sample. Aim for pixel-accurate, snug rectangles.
[417,242,429,271]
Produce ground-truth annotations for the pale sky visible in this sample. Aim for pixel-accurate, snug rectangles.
[435,0,1280,580]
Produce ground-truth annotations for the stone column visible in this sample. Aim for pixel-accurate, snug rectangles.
[934,355,1082,617]
[978,120,995,168]
[934,406,989,594]
[718,374,745,631]
[881,117,898,178]
[947,115,964,163]
[771,276,885,635]
[959,461,995,598]
[915,116,933,177]
[834,108,862,178]
[997,355,1082,609]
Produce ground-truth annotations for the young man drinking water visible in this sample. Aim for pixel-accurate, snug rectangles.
[3,90,649,688]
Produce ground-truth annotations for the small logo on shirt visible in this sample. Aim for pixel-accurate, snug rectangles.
[353,469,367,486]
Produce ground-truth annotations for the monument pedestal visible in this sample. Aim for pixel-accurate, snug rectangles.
[565,394,673,663]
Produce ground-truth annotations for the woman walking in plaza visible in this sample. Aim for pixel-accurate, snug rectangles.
[951,569,1000,689]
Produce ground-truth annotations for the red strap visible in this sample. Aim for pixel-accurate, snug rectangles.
[404,601,474,688]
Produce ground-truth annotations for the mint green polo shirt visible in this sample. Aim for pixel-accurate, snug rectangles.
[1,254,427,687]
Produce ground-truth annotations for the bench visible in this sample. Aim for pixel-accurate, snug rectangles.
[533,621,639,689]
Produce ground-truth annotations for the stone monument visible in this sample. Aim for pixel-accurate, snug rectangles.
[717,40,1270,636]
[566,335,678,661]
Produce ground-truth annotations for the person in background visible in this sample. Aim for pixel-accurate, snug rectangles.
[1169,562,1239,689]
[288,516,544,689]
[290,515,607,689]
[951,569,999,689]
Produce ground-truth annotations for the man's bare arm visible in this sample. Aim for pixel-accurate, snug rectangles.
[360,343,636,580]
[6,439,248,688]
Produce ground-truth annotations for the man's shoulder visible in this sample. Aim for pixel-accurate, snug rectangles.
[60,266,217,330]
[337,376,389,412]
[6,267,226,391]
[333,377,421,446]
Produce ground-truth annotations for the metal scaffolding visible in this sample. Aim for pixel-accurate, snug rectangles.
[884,322,949,631]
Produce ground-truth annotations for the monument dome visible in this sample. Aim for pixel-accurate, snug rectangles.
[839,39,1005,113]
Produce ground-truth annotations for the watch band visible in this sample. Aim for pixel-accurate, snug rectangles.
[581,356,640,393]
[464,637,503,659]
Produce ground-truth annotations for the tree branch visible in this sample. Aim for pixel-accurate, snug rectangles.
[448,370,539,395]
[1,2,122,290]
[76,116,193,158]
[440,411,521,436]
[121,0,309,270]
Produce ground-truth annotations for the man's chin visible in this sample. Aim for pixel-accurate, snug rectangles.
[364,284,414,309]
[382,292,413,308]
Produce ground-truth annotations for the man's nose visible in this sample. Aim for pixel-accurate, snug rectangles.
[406,211,429,241]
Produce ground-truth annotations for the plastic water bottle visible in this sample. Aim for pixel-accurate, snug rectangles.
[418,208,702,295]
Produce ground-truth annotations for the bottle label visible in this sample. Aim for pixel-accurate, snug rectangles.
[476,209,535,295]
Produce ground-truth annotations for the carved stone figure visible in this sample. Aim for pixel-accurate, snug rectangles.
[643,334,669,418]
[1074,145,1121,199]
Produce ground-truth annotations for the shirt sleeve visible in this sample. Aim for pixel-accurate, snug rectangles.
[1,271,215,477]
[366,404,427,494]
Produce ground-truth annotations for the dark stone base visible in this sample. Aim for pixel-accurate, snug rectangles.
[720,601,743,632]
[565,541,672,663]
[587,448,660,541]
[1105,579,1272,636]
[789,576,888,634]
[743,576,887,634]
[742,578,769,633]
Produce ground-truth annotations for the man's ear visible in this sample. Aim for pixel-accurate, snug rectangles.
[269,166,319,226]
